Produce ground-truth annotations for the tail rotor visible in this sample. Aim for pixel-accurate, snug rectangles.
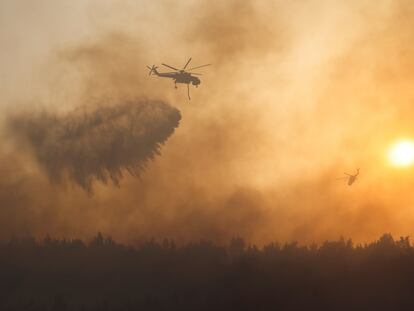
[146,65,157,76]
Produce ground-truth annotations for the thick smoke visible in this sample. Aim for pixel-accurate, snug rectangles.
[9,100,181,193]
[3,0,414,244]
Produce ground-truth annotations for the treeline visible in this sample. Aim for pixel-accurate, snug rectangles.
[1,233,414,310]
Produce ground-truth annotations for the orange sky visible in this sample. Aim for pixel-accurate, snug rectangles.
[1,0,414,244]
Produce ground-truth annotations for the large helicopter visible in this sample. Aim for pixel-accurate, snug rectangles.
[147,58,211,100]
[337,168,360,186]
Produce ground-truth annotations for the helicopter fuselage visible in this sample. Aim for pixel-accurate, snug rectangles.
[348,175,357,186]
[147,59,209,100]
[346,169,360,186]
[154,71,200,86]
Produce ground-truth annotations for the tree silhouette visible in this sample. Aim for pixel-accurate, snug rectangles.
[0,233,414,310]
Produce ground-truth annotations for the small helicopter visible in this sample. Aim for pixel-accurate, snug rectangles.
[147,58,211,100]
[337,168,360,186]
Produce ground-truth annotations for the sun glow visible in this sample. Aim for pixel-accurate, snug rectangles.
[388,140,414,167]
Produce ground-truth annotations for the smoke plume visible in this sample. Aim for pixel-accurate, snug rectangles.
[8,100,181,193]
[2,0,414,244]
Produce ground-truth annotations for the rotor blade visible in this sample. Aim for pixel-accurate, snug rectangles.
[183,58,192,70]
[187,64,211,71]
[146,65,152,70]
[162,63,179,71]
[188,72,203,76]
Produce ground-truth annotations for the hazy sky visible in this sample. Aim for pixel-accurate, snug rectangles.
[1,0,414,244]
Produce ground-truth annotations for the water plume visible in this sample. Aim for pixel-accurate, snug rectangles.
[9,99,181,193]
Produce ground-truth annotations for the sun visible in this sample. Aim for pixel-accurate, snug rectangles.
[388,140,414,167]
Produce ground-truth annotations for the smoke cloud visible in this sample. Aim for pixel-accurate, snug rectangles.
[2,0,414,245]
[8,100,181,193]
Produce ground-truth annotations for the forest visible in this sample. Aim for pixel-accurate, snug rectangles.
[1,233,414,310]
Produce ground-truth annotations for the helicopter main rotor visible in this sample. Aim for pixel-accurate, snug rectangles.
[161,58,211,75]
